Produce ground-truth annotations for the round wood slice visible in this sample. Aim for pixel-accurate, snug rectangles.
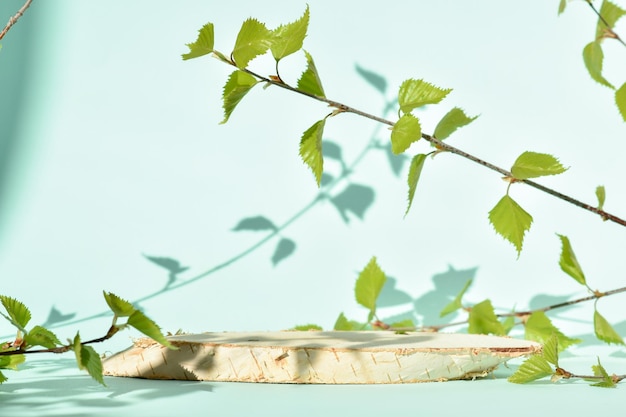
[102,331,541,384]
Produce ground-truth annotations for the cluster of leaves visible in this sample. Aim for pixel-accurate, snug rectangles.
[0,292,174,385]
[560,0,626,121]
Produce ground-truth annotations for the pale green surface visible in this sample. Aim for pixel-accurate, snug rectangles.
[1,0,626,414]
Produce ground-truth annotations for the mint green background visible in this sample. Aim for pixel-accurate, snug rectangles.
[1,1,625,415]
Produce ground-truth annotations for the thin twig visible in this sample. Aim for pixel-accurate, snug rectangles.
[586,0,626,48]
[0,0,33,41]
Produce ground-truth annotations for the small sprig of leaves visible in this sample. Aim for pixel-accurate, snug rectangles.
[0,292,174,385]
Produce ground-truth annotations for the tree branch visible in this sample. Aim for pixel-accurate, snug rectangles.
[0,0,33,41]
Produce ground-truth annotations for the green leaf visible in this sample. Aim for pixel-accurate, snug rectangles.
[182,23,215,60]
[397,79,452,114]
[80,345,105,386]
[582,41,614,89]
[558,0,567,14]
[25,326,61,349]
[405,153,427,216]
[221,70,258,124]
[292,324,322,331]
[333,312,365,331]
[390,113,421,154]
[440,279,472,317]
[594,309,625,345]
[542,333,560,367]
[596,185,606,211]
[468,299,505,336]
[502,315,516,335]
[355,64,387,94]
[488,195,533,256]
[596,0,626,40]
[271,6,309,61]
[508,355,553,384]
[0,370,6,384]
[354,257,387,316]
[127,310,176,349]
[0,295,31,329]
[103,291,136,317]
[524,311,581,352]
[556,234,587,287]
[232,18,274,69]
[389,319,415,329]
[0,353,25,371]
[590,357,617,388]
[433,107,478,140]
[297,50,325,97]
[510,151,568,180]
[616,82,626,122]
[299,119,325,186]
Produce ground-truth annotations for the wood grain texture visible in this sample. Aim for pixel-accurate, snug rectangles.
[102,331,541,384]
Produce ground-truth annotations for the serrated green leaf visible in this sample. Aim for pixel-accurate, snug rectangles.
[594,309,625,345]
[556,234,587,287]
[524,311,581,352]
[510,151,568,180]
[333,312,365,331]
[596,0,626,40]
[558,0,567,14]
[616,82,626,122]
[292,324,322,331]
[299,119,325,186]
[590,357,617,388]
[468,299,505,336]
[355,257,387,316]
[355,64,387,94]
[405,153,427,216]
[25,326,61,349]
[582,41,614,89]
[398,79,452,114]
[127,310,176,349]
[182,23,215,60]
[488,195,533,256]
[390,113,421,154]
[596,185,606,211]
[80,345,105,386]
[0,353,25,371]
[221,70,258,124]
[103,292,136,317]
[271,6,309,61]
[440,279,472,317]
[232,18,274,69]
[433,107,478,140]
[0,295,31,329]
[297,50,325,97]
[508,355,554,384]
[542,333,560,367]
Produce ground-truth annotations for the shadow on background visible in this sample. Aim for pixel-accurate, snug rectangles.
[0,0,36,240]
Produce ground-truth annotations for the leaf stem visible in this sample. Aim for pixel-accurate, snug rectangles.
[0,0,33,41]
[586,0,626,48]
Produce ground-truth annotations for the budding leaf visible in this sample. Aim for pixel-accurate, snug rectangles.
[524,311,581,352]
[182,23,215,60]
[596,185,606,211]
[299,119,325,186]
[297,50,325,97]
[582,41,614,89]
[0,295,31,329]
[596,0,626,40]
[355,257,387,319]
[616,82,626,122]
[398,79,452,114]
[405,153,427,216]
[103,291,136,317]
[391,113,421,154]
[488,195,533,256]
[510,151,567,180]
[221,70,258,124]
[433,107,478,140]
[271,6,309,61]
[25,326,61,349]
[590,357,617,388]
[557,234,586,287]
[440,279,472,318]
[594,309,625,345]
[468,299,505,336]
[127,310,176,350]
[232,18,274,69]
[508,355,553,384]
